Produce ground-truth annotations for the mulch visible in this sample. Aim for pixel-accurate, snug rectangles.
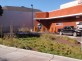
[54,37,80,46]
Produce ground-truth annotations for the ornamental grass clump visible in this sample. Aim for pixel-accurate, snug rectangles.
[40,34,57,41]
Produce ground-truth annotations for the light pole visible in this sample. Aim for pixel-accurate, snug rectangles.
[31,4,33,32]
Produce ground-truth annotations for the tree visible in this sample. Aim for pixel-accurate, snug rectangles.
[0,5,3,16]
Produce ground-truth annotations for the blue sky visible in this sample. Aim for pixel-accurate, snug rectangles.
[0,0,74,12]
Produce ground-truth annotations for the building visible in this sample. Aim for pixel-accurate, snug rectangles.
[35,0,82,33]
[0,6,41,33]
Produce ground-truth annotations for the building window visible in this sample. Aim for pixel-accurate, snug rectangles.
[56,22,63,26]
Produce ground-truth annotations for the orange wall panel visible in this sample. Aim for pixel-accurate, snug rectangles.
[63,22,76,27]
[35,5,82,19]
[49,5,82,17]
[35,12,49,18]
[49,22,76,33]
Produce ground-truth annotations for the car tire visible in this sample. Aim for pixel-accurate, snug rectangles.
[59,32,63,35]
[73,32,77,37]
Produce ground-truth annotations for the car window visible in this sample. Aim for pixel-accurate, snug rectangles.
[67,27,71,30]
[78,22,82,25]
[64,27,68,29]
[64,26,73,30]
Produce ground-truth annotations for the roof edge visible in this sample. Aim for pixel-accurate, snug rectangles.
[35,13,82,20]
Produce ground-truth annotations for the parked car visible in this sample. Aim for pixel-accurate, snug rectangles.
[58,26,82,37]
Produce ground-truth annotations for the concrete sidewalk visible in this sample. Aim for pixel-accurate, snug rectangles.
[0,45,82,61]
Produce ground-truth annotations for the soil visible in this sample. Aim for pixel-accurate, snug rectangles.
[54,37,80,46]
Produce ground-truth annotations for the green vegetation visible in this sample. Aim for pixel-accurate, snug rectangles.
[0,34,82,59]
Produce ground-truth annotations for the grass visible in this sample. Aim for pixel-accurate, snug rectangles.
[0,34,82,59]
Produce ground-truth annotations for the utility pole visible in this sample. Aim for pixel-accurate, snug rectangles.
[31,4,34,32]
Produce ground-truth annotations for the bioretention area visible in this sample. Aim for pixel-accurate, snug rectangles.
[0,33,82,59]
